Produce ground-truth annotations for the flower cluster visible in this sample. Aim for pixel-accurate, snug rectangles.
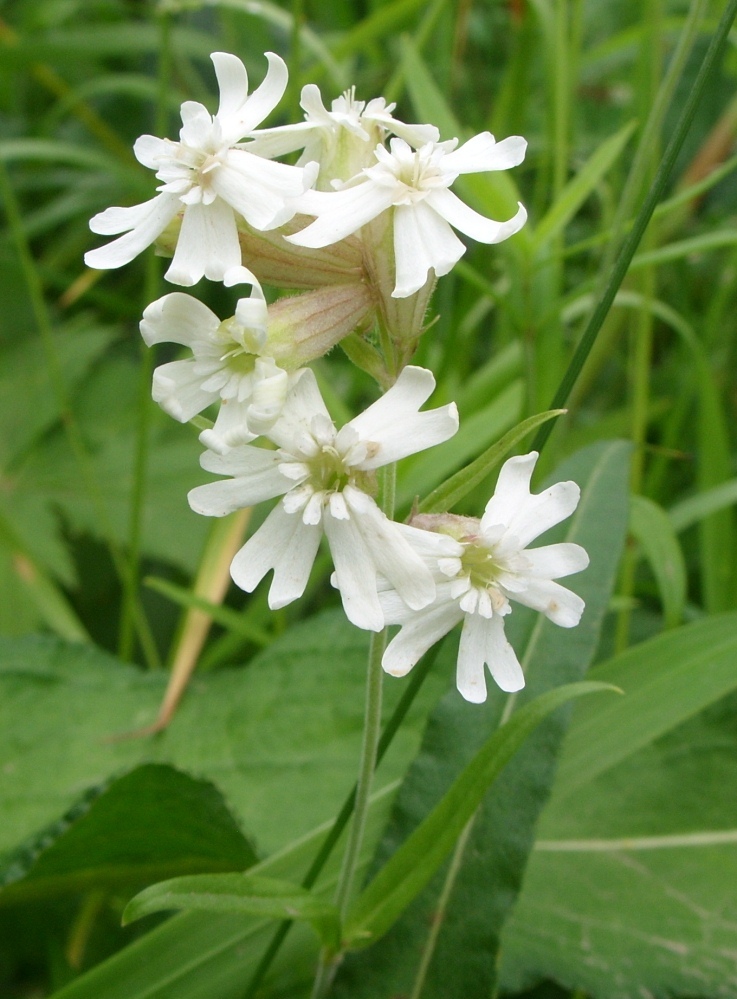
[86,51,588,702]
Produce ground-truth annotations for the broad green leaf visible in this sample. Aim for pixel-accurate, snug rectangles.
[0,764,257,906]
[123,873,340,951]
[551,613,737,800]
[334,440,631,996]
[629,494,686,628]
[501,683,737,998]
[343,681,616,948]
[532,121,637,250]
[0,610,443,864]
[418,409,565,514]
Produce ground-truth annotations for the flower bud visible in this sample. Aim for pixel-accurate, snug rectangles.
[265,282,374,368]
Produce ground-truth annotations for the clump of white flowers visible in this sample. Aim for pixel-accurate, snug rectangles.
[86,50,587,703]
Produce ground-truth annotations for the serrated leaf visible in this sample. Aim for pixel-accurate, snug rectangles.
[0,764,257,906]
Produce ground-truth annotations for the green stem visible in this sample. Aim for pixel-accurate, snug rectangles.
[244,643,441,998]
[532,0,736,455]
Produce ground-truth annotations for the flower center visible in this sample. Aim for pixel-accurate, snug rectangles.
[460,541,507,591]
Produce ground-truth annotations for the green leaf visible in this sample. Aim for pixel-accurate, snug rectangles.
[669,477,737,532]
[0,610,443,867]
[532,121,637,250]
[418,409,565,514]
[334,441,631,995]
[500,681,737,998]
[629,494,687,628]
[144,577,272,647]
[551,613,737,801]
[123,873,341,950]
[0,764,258,906]
[343,681,616,949]
[396,380,524,511]
[49,785,400,999]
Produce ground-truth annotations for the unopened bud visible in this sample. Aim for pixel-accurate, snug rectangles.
[266,283,374,368]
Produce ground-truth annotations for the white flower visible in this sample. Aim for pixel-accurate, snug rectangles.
[246,84,439,186]
[140,268,291,452]
[287,133,527,297]
[85,52,318,286]
[380,452,589,703]
[188,365,459,631]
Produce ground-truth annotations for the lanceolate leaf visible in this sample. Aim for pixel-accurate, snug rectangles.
[418,408,565,514]
[629,494,687,628]
[123,873,341,951]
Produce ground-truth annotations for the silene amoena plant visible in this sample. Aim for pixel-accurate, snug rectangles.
[85,49,604,995]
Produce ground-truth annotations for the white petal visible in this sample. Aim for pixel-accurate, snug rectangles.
[382,601,463,677]
[89,195,164,235]
[286,182,395,248]
[212,52,249,121]
[230,52,288,135]
[140,292,220,347]
[484,614,525,692]
[442,132,527,174]
[511,578,585,628]
[204,398,259,451]
[426,189,527,244]
[188,456,287,516]
[229,503,318,599]
[85,194,181,270]
[345,488,436,611]
[179,101,214,147]
[133,134,171,170]
[323,512,383,632]
[340,366,458,469]
[524,543,589,579]
[456,613,489,703]
[165,199,241,285]
[151,359,217,421]
[242,122,316,159]
[211,150,307,230]
[395,522,464,561]
[481,452,538,533]
[265,368,332,452]
[505,481,582,549]
[200,445,280,477]
[392,201,465,298]
[230,502,321,607]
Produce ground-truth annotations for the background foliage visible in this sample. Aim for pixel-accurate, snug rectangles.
[1,0,737,996]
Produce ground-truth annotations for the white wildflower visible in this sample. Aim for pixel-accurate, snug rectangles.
[287,133,527,297]
[85,52,317,286]
[188,366,459,631]
[246,84,439,185]
[381,452,589,702]
[140,268,290,451]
